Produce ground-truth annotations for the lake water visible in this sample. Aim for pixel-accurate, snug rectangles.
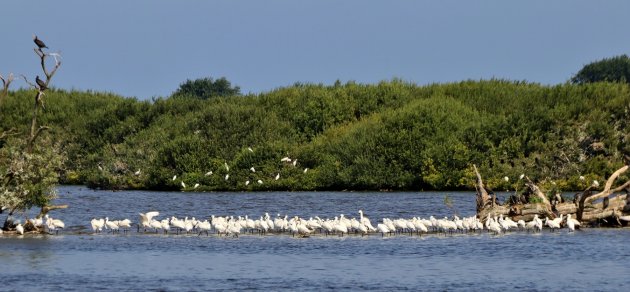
[1,186,629,291]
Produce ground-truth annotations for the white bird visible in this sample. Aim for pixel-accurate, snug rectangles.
[139,211,160,232]
[45,215,65,234]
[105,217,119,233]
[225,174,230,181]
[592,180,600,187]
[16,223,24,235]
[257,179,263,184]
[303,168,308,173]
[579,175,585,181]
[245,180,250,186]
[205,171,213,176]
[503,176,509,182]
[377,223,390,236]
[545,217,561,231]
[134,169,141,176]
[172,175,177,181]
[248,147,253,152]
[275,173,280,180]
[292,159,298,167]
[181,181,186,189]
[193,183,200,189]
[118,219,132,233]
[250,167,256,172]
[224,162,230,172]
[91,218,105,233]
[519,174,525,180]
[566,214,580,232]
[281,157,291,162]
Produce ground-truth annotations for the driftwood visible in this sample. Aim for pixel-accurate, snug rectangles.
[475,164,630,226]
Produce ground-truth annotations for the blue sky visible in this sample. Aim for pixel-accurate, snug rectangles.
[1,1,629,99]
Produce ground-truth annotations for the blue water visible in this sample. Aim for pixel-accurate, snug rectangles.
[1,186,629,291]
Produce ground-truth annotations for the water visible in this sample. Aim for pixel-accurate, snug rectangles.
[1,186,629,291]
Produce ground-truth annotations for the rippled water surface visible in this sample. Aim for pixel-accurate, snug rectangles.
[1,186,629,291]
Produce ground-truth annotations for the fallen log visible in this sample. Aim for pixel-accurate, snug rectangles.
[475,164,630,226]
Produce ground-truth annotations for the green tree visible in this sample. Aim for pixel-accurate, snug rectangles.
[1,36,66,231]
[572,55,630,84]
[173,77,241,99]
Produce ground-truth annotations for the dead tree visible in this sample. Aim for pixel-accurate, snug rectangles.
[2,37,66,232]
[475,163,630,226]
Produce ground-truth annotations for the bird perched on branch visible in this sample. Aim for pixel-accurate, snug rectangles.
[33,35,48,49]
[36,76,47,91]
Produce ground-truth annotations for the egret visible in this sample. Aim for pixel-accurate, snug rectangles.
[519,174,525,180]
[245,180,250,186]
[248,147,253,152]
[172,175,177,181]
[181,181,186,189]
[292,160,298,167]
[281,157,291,162]
[134,169,141,176]
[250,167,256,172]
[224,162,230,172]
[592,180,600,188]
[257,179,263,184]
[16,223,24,235]
[579,176,585,181]
[304,168,308,173]
[205,171,213,176]
[193,183,199,189]
[225,174,230,181]
[503,176,509,182]
[275,173,280,180]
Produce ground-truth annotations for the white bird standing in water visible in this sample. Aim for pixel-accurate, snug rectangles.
[566,214,580,232]
[139,211,160,232]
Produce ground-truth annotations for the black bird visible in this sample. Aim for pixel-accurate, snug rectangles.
[36,76,47,91]
[33,35,48,49]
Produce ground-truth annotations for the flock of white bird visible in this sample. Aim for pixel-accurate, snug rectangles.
[0,214,65,235]
[167,154,307,190]
[83,210,582,238]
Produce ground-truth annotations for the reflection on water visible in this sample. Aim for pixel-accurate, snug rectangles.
[1,186,629,291]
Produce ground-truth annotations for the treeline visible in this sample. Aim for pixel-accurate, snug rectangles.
[1,79,628,192]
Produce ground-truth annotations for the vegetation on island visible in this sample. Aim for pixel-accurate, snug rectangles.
[2,51,630,198]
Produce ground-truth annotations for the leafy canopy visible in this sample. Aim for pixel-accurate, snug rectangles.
[173,77,241,99]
